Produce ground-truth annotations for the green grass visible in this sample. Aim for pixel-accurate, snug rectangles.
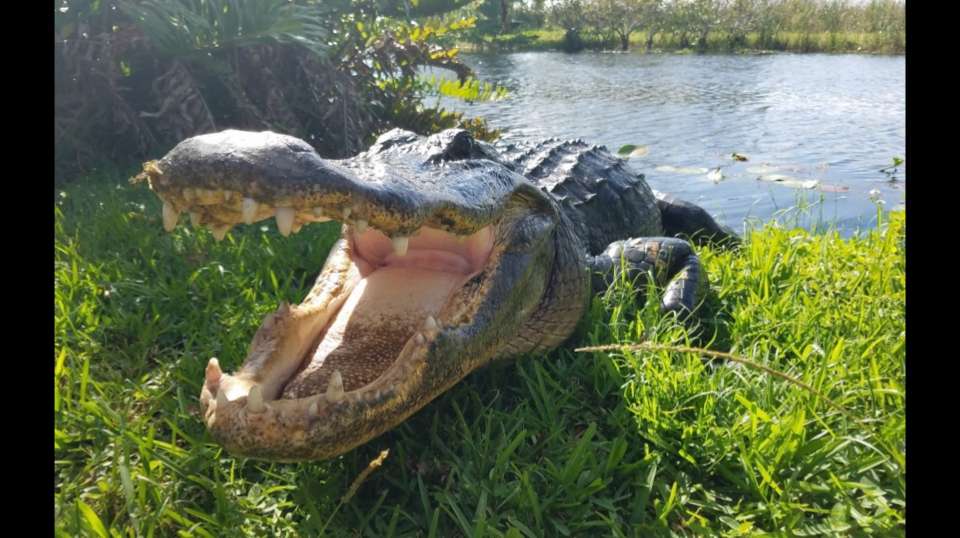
[462,29,905,54]
[55,173,905,536]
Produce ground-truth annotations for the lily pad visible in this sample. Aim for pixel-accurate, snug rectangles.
[746,165,783,175]
[617,144,649,158]
[758,174,819,189]
[656,165,709,175]
[816,183,850,193]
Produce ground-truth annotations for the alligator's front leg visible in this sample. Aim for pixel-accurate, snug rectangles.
[588,237,706,315]
[655,192,739,247]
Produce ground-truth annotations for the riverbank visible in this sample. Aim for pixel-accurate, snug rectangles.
[56,173,904,535]
[460,29,904,55]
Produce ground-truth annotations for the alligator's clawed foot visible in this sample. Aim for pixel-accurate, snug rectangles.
[588,237,707,318]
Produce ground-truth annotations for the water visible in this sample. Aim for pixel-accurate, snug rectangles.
[436,52,905,234]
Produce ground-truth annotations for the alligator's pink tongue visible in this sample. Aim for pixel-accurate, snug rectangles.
[280,267,461,398]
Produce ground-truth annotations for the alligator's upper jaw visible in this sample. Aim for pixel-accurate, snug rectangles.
[139,129,525,239]
[135,129,551,461]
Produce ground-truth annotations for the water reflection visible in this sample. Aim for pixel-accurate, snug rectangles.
[438,52,905,235]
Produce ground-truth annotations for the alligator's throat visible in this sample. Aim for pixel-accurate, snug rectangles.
[281,267,463,398]
[273,225,494,403]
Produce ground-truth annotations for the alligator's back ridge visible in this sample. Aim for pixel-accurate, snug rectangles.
[502,138,663,254]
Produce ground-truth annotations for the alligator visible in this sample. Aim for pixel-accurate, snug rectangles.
[133,128,736,462]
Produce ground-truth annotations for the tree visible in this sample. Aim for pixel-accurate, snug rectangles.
[594,0,645,50]
[640,0,666,51]
[752,0,785,49]
[500,0,511,33]
[683,0,726,51]
[723,0,760,50]
[549,0,589,51]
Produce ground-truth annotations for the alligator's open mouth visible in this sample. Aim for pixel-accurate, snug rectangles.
[193,215,501,460]
[239,221,497,406]
[135,128,562,460]
[275,224,495,400]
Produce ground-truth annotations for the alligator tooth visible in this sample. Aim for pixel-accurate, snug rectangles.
[247,385,265,413]
[326,370,344,401]
[291,221,304,234]
[276,207,295,237]
[310,207,331,222]
[205,358,222,384]
[414,333,425,345]
[424,315,439,332]
[212,225,231,241]
[242,198,258,224]
[182,188,195,202]
[162,201,179,231]
[342,207,352,219]
[189,212,201,227]
[194,188,221,205]
[392,236,409,256]
[216,388,228,408]
[355,220,368,233]
[308,397,321,416]
[223,190,234,202]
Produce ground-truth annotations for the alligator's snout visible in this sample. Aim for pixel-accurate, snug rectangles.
[144,129,526,239]
[136,128,574,461]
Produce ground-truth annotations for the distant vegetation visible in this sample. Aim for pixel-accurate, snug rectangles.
[54,1,903,181]
[464,0,905,54]
[54,0,492,181]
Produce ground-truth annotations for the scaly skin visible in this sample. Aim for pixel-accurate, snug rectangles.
[134,128,735,461]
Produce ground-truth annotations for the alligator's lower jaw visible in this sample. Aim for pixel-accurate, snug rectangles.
[199,223,496,460]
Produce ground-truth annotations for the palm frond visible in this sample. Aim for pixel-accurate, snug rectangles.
[117,0,333,57]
